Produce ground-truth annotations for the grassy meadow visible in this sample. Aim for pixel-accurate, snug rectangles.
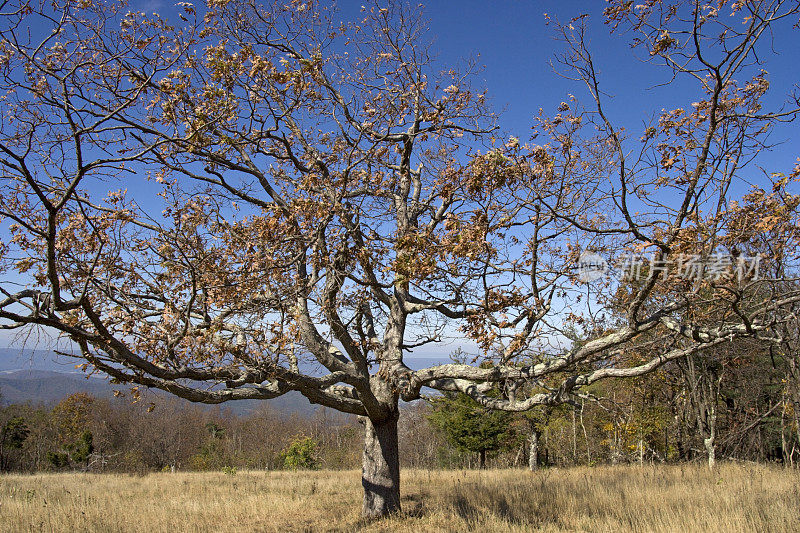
[1,463,798,532]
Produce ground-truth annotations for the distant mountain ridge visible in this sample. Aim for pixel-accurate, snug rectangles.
[0,346,79,373]
[0,369,114,405]
[0,347,446,415]
[0,367,323,416]
[0,348,314,415]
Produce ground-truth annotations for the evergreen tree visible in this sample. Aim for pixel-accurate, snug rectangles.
[0,416,30,471]
[428,392,515,468]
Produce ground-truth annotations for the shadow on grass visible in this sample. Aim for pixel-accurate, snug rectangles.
[347,492,428,531]
[354,478,557,530]
[401,491,427,518]
[450,487,528,527]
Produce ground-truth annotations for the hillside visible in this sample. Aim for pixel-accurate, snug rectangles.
[0,347,445,415]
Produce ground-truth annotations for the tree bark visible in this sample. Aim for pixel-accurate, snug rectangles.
[361,413,401,519]
[704,436,716,470]
[479,448,487,469]
[528,429,539,471]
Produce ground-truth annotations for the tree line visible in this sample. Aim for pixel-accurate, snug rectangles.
[0,390,361,473]
[3,336,797,474]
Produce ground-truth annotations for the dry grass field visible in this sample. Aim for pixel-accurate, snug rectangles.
[1,463,798,532]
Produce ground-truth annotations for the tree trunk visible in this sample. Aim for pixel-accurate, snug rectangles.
[704,402,717,470]
[528,430,539,471]
[571,409,577,465]
[479,449,487,469]
[513,441,523,467]
[361,413,401,520]
[580,402,591,465]
[794,398,800,467]
[704,436,716,470]
[639,437,644,466]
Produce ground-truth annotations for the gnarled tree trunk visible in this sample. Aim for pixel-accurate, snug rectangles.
[361,412,401,519]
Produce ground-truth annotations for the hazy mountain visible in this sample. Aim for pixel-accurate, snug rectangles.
[0,347,76,373]
[0,347,447,415]
[0,369,115,404]
[0,368,322,416]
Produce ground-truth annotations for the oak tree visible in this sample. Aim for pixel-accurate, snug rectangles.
[2,0,800,518]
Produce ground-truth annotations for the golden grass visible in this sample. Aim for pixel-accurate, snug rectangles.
[1,463,798,532]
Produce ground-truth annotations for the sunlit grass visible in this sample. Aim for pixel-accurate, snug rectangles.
[1,463,798,532]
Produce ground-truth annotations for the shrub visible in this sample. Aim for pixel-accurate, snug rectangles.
[281,436,319,470]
